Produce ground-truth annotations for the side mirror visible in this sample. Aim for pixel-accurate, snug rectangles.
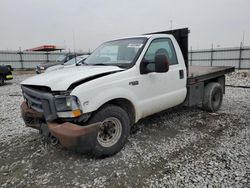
[140,55,170,74]
[140,59,150,74]
[155,54,169,73]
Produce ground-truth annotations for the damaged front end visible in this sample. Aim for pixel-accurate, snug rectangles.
[20,85,100,153]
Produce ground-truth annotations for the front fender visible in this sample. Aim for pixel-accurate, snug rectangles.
[72,87,141,122]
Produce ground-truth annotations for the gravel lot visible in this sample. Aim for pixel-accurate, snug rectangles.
[0,70,249,187]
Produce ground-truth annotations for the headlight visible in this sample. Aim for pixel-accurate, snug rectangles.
[40,66,45,70]
[55,95,82,118]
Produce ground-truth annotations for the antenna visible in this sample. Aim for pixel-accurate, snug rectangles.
[242,31,245,47]
[72,29,77,64]
[63,40,66,51]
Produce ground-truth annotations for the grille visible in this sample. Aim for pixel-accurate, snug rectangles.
[21,85,57,121]
[23,91,43,113]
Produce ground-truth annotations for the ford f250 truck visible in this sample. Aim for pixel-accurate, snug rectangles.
[20,28,234,157]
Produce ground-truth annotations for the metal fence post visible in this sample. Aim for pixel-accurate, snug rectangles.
[210,44,213,67]
[18,50,24,69]
[239,43,243,69]
[46,52,49,62]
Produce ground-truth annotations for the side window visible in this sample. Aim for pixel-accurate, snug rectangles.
[143,38,178,71]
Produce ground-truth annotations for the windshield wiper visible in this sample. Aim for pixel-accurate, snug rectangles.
[76,61,87,66]
[90,63,108,66]
[84,63,127,69]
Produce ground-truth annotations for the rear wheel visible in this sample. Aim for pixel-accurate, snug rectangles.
[88,105,130,157]
[202,82,223,112]
[0,75,4,86]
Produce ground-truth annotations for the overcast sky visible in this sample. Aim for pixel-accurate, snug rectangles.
[0,0,249,51]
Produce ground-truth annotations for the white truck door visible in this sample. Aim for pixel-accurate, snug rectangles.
[137,38,187,118]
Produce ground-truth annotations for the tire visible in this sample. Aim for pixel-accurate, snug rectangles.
[202,82,223,112]
[88,104,130,157]
[0,75,4,86]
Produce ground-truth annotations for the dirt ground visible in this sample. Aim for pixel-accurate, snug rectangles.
[0,70,249,187]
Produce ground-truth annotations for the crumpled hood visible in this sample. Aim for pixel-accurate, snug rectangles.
[21,65,124,91]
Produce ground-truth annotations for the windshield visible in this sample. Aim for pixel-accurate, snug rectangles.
[84,38,147,68]
[56,55,66,62]
[64,56,83,65]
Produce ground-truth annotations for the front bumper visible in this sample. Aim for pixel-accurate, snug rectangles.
[48,122,99,152]
[21,101,99,153]
[6,74,13,80]
[21,101,44,129]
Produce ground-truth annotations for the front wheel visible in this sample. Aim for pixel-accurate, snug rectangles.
[88,105,130,157]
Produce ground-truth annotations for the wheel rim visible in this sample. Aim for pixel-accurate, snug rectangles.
[97,117,122,148]
[212,90,221,108]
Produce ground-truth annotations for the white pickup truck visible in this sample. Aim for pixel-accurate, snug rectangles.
[21,28,234,157]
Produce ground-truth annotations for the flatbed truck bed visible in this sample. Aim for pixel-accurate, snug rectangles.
[184,66,235,107]
[188,66,235,85]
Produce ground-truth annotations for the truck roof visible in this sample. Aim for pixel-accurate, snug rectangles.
[112,34,173,41]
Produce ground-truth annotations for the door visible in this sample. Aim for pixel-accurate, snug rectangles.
[136,38,186,118]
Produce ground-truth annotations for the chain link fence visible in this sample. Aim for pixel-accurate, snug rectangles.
[1,46,250,69]
[189,46,250,69]
[0,51,71,69]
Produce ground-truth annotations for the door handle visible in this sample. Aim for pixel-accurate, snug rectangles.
[179,70,184,79]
